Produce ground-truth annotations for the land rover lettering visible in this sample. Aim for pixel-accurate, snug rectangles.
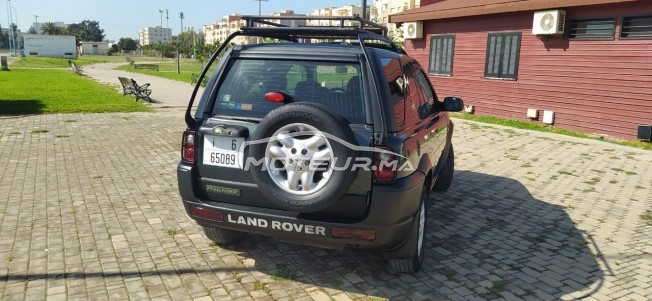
[226,214,326,236]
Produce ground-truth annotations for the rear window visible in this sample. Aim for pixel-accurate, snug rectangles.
[212,59,364,123]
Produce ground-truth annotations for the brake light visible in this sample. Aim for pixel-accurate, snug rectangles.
[264,92,285,103]
[374,148,397,183]
[182,130,196,164]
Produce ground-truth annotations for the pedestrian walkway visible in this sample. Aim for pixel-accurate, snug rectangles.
[83,63,203,108]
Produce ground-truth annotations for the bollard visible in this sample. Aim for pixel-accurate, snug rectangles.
[1,56,9,71]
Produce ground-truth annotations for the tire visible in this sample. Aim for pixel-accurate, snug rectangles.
[249,103,359,213]
[389,186,428,274]
[432,144,454,192]
[202,226,245,245]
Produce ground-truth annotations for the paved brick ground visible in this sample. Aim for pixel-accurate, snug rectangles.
[1,100,651,299]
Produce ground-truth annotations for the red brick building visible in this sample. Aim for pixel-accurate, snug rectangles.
[391,0,651,139]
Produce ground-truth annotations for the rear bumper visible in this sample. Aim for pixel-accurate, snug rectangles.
[177,162,425,250]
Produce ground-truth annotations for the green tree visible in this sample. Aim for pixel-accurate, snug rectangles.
[109,44,119,55]
[41,22,66,35]
[28,26,38,34]
[117,38,138,51]
[67,20,105,42]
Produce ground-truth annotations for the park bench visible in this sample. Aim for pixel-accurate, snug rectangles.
[70,62,84,75]
[133,64,159,71]
[190,73,209,87]
[118,76,153,102]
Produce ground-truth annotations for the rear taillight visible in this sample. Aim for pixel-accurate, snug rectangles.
[374,148,397,183]
[182,130,196,164]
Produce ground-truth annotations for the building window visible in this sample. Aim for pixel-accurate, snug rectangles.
[621,15,652,39]
[429,35,455,76]
[569,18,616,40]
[484,32,521,80]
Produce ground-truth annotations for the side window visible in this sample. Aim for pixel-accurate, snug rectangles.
[382,57,405,128]
[485,32,521,80]
[404,64,425,123]
[429,35,455,76]
[569,18,616,40]
[620,15,652,39]
[413,67,440,115]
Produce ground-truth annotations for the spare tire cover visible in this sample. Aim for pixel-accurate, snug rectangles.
[248,102,359,213]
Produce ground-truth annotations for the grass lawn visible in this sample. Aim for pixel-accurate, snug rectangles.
[0,69,151,114]
[117,57,211,84]
[8,55,138,69]
[451,113,652,151]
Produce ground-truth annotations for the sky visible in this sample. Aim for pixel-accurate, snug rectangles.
[4,0,365,41]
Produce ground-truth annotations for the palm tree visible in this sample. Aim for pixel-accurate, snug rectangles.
[41,22,66,35]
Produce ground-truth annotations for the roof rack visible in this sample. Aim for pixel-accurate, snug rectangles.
[238,15,399,53]
[242,15,389,36]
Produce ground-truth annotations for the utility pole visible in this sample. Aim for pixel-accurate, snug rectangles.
[361,0,367,20]
[179,11,184,34]
[192,27,196,59]
[34,15,38,33]
[7,0,14,55]
[159,9,164,60]
[253,0,268,16]
[253,0,268,43]
[166,9,169,28]
[12,5,17,54]
[177,12,184,75]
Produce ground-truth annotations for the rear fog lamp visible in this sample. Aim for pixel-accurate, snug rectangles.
[331,227,376,240]
[190,206,224,222]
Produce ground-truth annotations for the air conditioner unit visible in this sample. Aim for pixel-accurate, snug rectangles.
[532,10,566,35]
[403,21,423,39]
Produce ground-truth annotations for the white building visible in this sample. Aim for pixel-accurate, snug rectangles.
[268,10,306,27]
[308,5,363,26]
[139,26,172,46]
[371,0,421,39]
[79,41,109,55]
[203,14,252,45]
[23,34,77,58]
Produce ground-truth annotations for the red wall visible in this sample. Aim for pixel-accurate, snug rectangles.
[404,2,652,139]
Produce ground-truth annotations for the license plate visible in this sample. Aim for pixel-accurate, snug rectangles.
[203,135,245,169]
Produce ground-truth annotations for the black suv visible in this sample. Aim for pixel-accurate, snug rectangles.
[178,16,463,273]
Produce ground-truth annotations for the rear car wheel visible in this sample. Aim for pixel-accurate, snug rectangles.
[202,226,245,245]
[249,103,359,213]
[432,144,454,192]
[389,186,428,273]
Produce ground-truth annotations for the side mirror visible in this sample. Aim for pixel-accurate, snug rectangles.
[442,96,464,112]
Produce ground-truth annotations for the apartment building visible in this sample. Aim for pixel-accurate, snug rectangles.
[268,10,307,27]
[203,14,253,45]
[139,26,172,46]
[371,0,422,39]
[308,5,363,26]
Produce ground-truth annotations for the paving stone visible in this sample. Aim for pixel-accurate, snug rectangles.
[0,84,651,300]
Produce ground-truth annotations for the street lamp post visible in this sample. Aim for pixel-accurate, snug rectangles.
[158,9,163,60]
[192,27,196,58]
[7,0,15,55]
[12,6,17,54]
